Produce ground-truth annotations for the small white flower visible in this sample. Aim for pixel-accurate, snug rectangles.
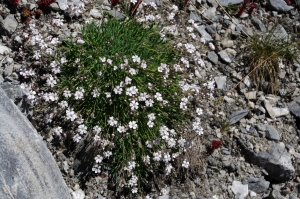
[27,90,36,100]
[58,100,68,108]
[117,125,126,133]
[53,126,63,136]
[129,121,138,129]
[93,125,102,133]
[154,92,163,101]
[129,101,139,110]
[77,124,87,134]
[132,55,141,63]
[147,121,154,128]
[73,134,82,142]
[46,75,57,87]
[92,164,101,173]
[182,159,189,168]
[66,108,77,121]
[108,116,118,126]
[114,86,123,94]
[153,151,161,161]
[77,39,85,44]
[145,99,154,107]
[63,89,72,98]
[33,51,41,60]
[95,155,103,163]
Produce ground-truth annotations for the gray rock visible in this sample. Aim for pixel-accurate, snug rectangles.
[0,74,3,84]
[195,25,213,41]
[242,27,254,36]
[270,189,285,199]
[203,7,216,20]
[219,0,243,6]
[90,8,102,19]
[221,39,234,48]
[273,107,289,117]
[264,100,276,119]
[238,140,295,183]
[270,25,289,42]
[247,177,270,194]
[0,44,11,55]
[255,123,266,131]
[190,12,202,22]
[207,51,218,64]
[229,109,249,125]
[106,10,126,20]
[4,65,13,77]
[269,0,293,12]
[207,0,218,7]
[230,181,248,199]
[218,49,233,63]
[214,76,227,90]
[0,88,72,199]
[54,0,67,10]
[288,95,300,118]
[265,125,280,140]
[245,91,256,100]
[206,25,216,34]
[251,16,267,32]
[0,14,18,35]
[236,24,245,32]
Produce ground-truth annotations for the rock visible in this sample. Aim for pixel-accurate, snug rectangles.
[207,0,218,7]
[230,181,248,199]
[221,39,234,48]
[245,91,256,100]
[238,140,295,183]
[265,125,280,141]
[269,0,293,12]
[0,88,71,199]
[224,96,235,103]
[229,109,249,125]
[54,0,67,10]
[90,8,102,19]
[0,74,3,84]
[264,100,276,119]
[269,189,285,199]
[203,7,216,20]
[106,10,126,20]
[207,51,218,64]
[214,76,227,90]
[195,25,213,41]
[190,12,202,22]
[0,14,18,35]
[71,189,85,199]
[247,177,270,194]
[288,95,300,118]
[206,25,217,34]
[4,65,13,77]
[251,17,267,32]
[270,25,289,42]
[158,195,169,199]
[0,44,11,55]
[272,107,289,117]
[219,0,243,6]
[218,50,232,63]
[249,191,257,197]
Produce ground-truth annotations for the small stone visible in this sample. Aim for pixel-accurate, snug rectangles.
[189,12,202,22]
[0,14,18,35]
[203,7,216,20]
[221,39,234,48]
[265,125,280,140]
[273,107,289,117]
[230,181,248,199]
[249,191,257,197]
[207,51,218,64]
[264,100,276,119]
[218,50,232,63]
[0,45,11,55]
[288,96,300,118]
[245,91,256,100]
[251,16,267,32]
[4,65,13,77]
[229,109,249,125]
[71,189,85,199]
[195,25,213,41]
[106,10,126,20]
[214,76,227,90]
[206,25,217,34]
[90,9,102,19]
[269,0,293,12]
[224,96,235,103]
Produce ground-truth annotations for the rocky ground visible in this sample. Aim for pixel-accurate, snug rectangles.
[1,0,300,198]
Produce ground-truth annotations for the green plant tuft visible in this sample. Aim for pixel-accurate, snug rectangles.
[55,18,187,195]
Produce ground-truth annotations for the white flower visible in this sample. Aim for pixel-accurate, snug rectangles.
[92,88,100,97]
[103,151,112,158]
[168,12,175,21]
[93,125,102,133]
[106,92,111,98]
[95,155,103,163]
[172,5,178,11]
[165,164,172,175]
[99,57,106,62]
[178,137,186,147]
[147,121,154,128]
[77,124,87,134]
[33,51,41,60]
[145,99,154,107]
[196,108,203,115]
[126,86,138,96]
[130,100,139,110]
[138,92,148,101]
[53,126,63,136]
[161,188,169,195]
[113,86,123,94]
[167,138,176,148]
[125,76,132,85]
[61,57,67,64]
[77,39,85,44]
[129,121,138,129]
[212,195,218,199]
[130,0,137,3]
[117,125,126,133]
[75,88,84,100]
[92,164,101,173]
[182,159,189,168]
[27,90,36,100]
[66,108,77,121]
[129,68,137,75]
[154,92,163,101]
[108,116,118,126]
[163,153,171,162]
[185,43,196,53]
[46,75,57,87]
[132,55,141,63]
[131,187,138,194]
[141,60,147,69]
[147,113,155,121]
[153,151,161,161]
[63,89,72,98]
[73,134,81,142]
[58,100,68,108]
[200,37,206,44]
[107,59,113,65]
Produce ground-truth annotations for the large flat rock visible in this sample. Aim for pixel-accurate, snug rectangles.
[0,87,71,199]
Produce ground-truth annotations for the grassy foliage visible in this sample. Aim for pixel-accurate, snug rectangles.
[55,18,188,195]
